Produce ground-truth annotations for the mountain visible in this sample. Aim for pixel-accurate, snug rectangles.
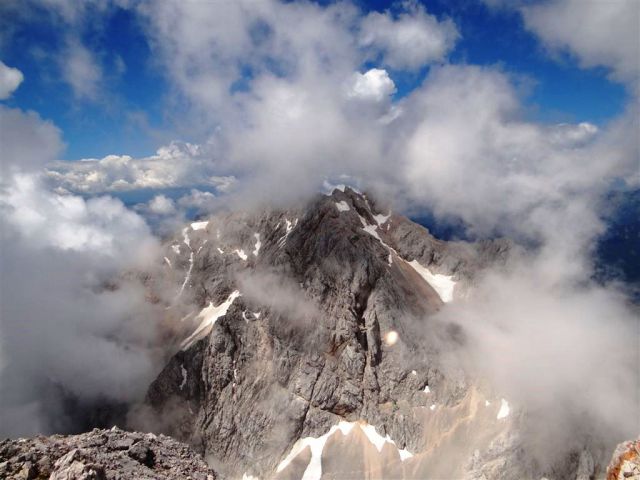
[130,187,602,480]
[1,187,627,479]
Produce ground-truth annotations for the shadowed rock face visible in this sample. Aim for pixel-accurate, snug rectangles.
[0,427,216,480]
[135,188,594,479]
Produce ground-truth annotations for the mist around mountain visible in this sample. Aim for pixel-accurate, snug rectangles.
[1,0,639,479]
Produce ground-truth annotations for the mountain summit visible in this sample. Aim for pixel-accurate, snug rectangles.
[134,187,574,479]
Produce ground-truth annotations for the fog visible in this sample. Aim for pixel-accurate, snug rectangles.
[0,107,166,436]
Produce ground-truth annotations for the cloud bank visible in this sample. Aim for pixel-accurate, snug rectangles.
[0,61,23,99]
[0,101,165,436]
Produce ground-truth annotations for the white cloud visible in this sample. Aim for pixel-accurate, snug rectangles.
[61,38,102,100]
[5,173,157,260]
[346,68,396,103]
[0,60,23,99]
[0,111,166,438]
[46,141,236,194]
[146,194,176,216]
[435,255,639,465]
[0,104,166,437]
[0,105,64,172]
[396,64,635,250]
[359,2,459,71]
[522,0,639,86]
[484,0,640,89]
[0,174,163,437]
[137,0,361,127]
[177,188,218,212]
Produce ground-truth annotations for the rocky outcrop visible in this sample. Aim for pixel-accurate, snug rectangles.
[134,188,517,478]
[607,439,640,480]
[0,427,216,480]
[135,187,597,479]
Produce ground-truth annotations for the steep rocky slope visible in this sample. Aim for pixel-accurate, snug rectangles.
[0,427,216,479]
[135,188,600,479]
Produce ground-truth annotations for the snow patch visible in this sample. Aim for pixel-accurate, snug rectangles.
[182,227,190,248]
[276,422,355,479]
[335,200,350,212]
[253,233,261,256]
[485,400,491,407]
[171,244,180,254]
[373,212,390,225]
[181,291,241,350]
[191,220,209,231]
[276,420,412,480]
[235,249,248,260]
[163,256,172,267]
[430,404,437,411]
[277,218,298,247]
[179,365,187,390]
[423,385,430,394]
[407,260,456,303]
[497,398,510,419]
[217,247,224,254]
[358,215,395,253]
[177,251,194,298]
[359,423,413,460]
[361,223,383,243]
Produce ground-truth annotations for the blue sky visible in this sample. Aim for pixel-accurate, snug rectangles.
[0,0,629,160]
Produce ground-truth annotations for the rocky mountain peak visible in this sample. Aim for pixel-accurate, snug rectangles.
[129,188,531,479]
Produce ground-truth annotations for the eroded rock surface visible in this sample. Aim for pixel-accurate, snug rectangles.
[0,427,216,480]
[136,188,599,479]
[607,439,640,480]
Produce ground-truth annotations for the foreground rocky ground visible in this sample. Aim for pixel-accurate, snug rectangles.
[0,427,216,479]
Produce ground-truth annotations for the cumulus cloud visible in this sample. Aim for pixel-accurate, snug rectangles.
[396,64,635,246]
[146,194,176,216]
[176,188,219,213]
[359,2,459,71]
[0,60,23,99]
[0,177,163,436]
[435,255,639,466]
[137,0,361,125]
[387,63,639,463]
[346,68,396,103]
[484,0,639,89]
[0,105,165,437]
[46,141,236,194]
[61,38,102,100]
[522,0,640,86]
[0,105,64,172]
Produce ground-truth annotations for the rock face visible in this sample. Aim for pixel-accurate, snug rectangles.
[607,439,640,480]
[136,188,592,479]
[0,427,216,479]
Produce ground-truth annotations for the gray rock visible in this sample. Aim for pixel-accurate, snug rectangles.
[138,188,516,478]
[135,188,608,479]
[0,428,216,479]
